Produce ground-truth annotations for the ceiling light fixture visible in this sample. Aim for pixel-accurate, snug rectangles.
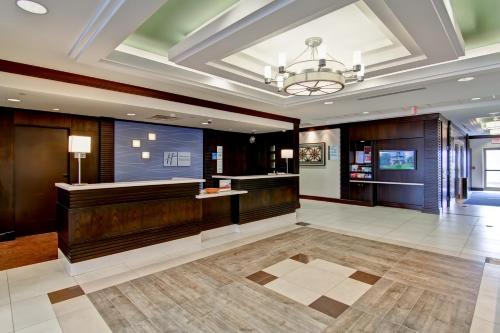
[201,122,209,125]
[457,77,474,82]
[324,101,333,105]
[489,112,499,115]
[263,37,364,96]
[471,97,481,101]
[362,111,369,114]
[126,113,136,116]
[7,98,21,102]
[16,0,48,14]
[52,108,60,111]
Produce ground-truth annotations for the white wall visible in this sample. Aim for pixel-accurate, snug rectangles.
[299,129,341,198]
[470,138,500,189]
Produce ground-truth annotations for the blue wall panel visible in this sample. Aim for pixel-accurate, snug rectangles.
[115,121,203,181]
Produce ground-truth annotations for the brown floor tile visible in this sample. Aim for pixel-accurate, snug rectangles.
[349,271,381,285]
[290,253,313,264]
[246,271,277,285]
[0,232,57,270]
[48,285,85,304]
[486,257,500,265]
[309,296,349,318]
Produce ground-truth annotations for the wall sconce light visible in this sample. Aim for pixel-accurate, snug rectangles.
[148,133,156,141]
[132,139,141,148]
[141,151,150,159]
[281,149,294,174]
[68,135,92,185]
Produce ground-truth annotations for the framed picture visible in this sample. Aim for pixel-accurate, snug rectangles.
[299,142,326,166]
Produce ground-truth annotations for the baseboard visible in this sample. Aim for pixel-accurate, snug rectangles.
[377,201,422,211]
[299,195,373,207]
[470,187,484,191]
[0,231,15,242]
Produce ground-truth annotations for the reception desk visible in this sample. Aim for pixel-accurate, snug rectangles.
[212,174,299,224]
[56,179,205,263]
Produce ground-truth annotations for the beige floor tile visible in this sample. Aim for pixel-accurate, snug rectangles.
[308,259,356,277]
[470,317,500,333]
[0,273,9,307]
[480,276,500,299]
[265,278,321,306]
[0,304,13,333]
[58,305,111,333]
[12,295,56,331]
[281,265,345,294]
[474,294,500,324]
[324,278,371,305]
[79,270,140,294]
[263,259,305,277]
[15,319,62,333]
[484,264,500,279]
[53,295,94,317]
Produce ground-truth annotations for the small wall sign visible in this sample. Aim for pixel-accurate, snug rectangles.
[328,145,339,160]
[164,152,178,166]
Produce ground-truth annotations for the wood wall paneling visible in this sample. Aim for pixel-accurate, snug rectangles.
[99,118,115,183]
[0,110,14,240]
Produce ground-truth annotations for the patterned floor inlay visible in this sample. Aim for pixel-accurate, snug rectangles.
[88,228,483,332]
[48,285,85,304]
[248,253,376,317]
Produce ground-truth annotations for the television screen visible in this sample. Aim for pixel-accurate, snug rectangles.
[379,150,416,170]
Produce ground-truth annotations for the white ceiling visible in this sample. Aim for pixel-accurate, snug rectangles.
[0,0,499,134]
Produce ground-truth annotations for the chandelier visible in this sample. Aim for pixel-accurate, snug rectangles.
[263,37,365,96]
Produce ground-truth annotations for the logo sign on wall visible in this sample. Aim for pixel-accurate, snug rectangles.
[163,152,191,167]
[299,142,326,166]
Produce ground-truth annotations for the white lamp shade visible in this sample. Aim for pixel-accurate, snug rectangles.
[281,149,293,159]
[68,136,91,153]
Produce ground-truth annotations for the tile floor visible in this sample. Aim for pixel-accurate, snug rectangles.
[0,199,500,332]
[248,254,376,316]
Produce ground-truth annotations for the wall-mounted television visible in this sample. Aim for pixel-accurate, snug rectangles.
[379,150,416,170]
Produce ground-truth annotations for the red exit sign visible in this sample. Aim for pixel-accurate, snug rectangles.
[492,138,500,144]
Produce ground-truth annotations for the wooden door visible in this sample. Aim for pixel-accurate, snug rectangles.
[14,126,68,235]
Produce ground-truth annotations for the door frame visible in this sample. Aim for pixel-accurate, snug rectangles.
[484,148,500,191]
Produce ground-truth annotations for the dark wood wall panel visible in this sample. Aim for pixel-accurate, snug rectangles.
[203,129,295,187]
[377,184,424,209]
[99,118,115,183]
[0,110,14,240]
[422,119,441,214]
[374,138,424,184]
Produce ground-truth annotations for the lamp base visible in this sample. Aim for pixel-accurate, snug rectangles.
[71,183,88,186]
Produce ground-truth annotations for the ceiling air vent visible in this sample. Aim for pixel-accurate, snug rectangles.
[148,114,196,122]
[358,87,426,101]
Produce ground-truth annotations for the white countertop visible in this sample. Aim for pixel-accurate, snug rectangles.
[349,180,424,186]
[212,174,299,180]
[195,190,248,199]
[55,178,206,191]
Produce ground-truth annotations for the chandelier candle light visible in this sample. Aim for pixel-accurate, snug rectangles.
[264,37,364,95]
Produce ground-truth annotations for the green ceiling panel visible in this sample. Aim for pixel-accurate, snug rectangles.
[451,0,500,49]
[124,0,238,56]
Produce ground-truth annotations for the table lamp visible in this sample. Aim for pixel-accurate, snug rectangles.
[68,135,91,185]
[281,149,293,173]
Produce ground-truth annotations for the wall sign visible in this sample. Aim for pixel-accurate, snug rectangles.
[163,152,178,166]
[163,152,191,167]
[177,152,191,166]
[328,145,339,160]
[299,142,326,166]
[216,146,223,173]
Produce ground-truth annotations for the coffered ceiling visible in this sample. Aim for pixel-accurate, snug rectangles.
[0,0,500,134]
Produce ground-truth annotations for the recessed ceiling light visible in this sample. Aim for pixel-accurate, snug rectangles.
[489,112,499,115]
[324,101,333,105]
[126,113,136,116]
[7,98,21,102]
[471,97,481,101]
[458,77,474,82]
[201,122,209,125]
[362,111,369,114]
[16,0,48,14]
[52,108,60,111]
